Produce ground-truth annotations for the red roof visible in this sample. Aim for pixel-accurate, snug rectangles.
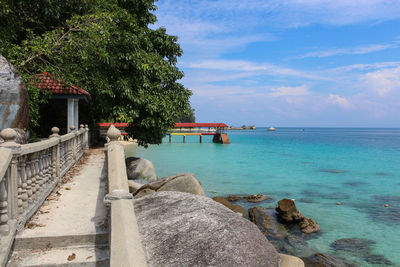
[174,123,228,128]
[33,72,90,98]
[97,123,130,127]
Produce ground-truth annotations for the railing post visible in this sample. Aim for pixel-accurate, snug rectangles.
[70,125,76,161]
[85,124,89,149]
[0,128,21,229]
[49,127,61,180]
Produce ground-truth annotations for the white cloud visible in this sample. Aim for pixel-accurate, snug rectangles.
[188,60,331,81]
[270,85,310,96]
[301,43,398,58]
[361,67,400,97]
[331,61,400,73]
[328,94,354,109]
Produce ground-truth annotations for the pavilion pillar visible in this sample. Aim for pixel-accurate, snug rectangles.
[74,99,79,130]
[67,98,75,130]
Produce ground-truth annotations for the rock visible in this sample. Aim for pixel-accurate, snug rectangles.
[242,194,272,202]
[212,196,246,218]
[276,198,320,234]
[276,198,304,222]
[331,238,393,265]
[133,173,205,198]
[301,253,358,267]
[299,217,320,234]
[226,195,242,202]
[13,128,28,144]
[127,180,144,193]
[248,207,274,234]
[133,191,281,267]
[363,254,393,265]
[330,238,375,254]
[0,55,29,131]
[125,157,157,182]
[280,254,305,267]
[226,194,272,203]
[135,188,155,198]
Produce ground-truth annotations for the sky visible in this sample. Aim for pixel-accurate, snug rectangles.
[153,0,400,127]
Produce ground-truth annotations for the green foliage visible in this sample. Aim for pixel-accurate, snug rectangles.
[1,0,192,146]
[178,108,196,123]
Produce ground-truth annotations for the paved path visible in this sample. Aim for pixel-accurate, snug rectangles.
[8,148,109,266]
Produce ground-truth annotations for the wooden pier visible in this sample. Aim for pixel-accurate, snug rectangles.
[97,122,230,144]
[170,123,230,144]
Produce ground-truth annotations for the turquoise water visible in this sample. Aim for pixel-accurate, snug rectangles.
[126,128,400,266]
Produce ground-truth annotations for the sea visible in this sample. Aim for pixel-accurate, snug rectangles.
[125,128,400,266]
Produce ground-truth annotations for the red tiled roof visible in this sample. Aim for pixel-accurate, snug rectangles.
[174,123,228,128]
[32,72,90,98]
[97,123,130,127]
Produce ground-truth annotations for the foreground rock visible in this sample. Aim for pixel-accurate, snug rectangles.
[134,191,280,267]
[212,196,246,218]
[276,198,320,234]
[0,55,29,130]
[125,157,157,182]
[133,173,205,197]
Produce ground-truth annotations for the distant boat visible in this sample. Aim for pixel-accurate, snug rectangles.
[268,127,276,131]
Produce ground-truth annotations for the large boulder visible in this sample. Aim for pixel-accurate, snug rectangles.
[133,173,205,197]
[276,198,320,234]
[133,191,281,267]
[125,157,157,182]
[0,55,29,131]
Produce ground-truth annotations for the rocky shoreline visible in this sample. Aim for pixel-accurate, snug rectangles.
[125,156,394,267]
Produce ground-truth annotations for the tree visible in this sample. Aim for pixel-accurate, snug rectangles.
[178,108,195,123]
[0,0,192,146]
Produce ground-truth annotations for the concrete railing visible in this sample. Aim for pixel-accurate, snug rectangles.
[104,125,147,267]
[0,125,89,266]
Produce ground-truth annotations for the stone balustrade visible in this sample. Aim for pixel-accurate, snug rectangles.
[0,125,89,266]
[104,125,147,267]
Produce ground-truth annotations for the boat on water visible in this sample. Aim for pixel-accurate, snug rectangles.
[268,127,276,131]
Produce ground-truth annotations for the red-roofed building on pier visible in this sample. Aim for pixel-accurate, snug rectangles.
[170,122,230,144]
[32,72,90,135]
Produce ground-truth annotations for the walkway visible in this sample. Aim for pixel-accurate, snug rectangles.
[8,149,109,266]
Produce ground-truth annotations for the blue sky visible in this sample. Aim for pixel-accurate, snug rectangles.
[153,0,400,127]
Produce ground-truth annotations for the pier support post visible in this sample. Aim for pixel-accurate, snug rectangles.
[183,135,186,143]
[200,135,202,143]
[169,134,171,144]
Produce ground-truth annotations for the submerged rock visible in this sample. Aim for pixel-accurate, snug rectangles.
[133,173,205,197]
[126,157,157,182]
[248,207,312,256]
[301,253,358,267]
[330,238,375,254]
[212,196,246,218]
[243,194,272,202]
[331,238,393,266]
[320,169,347,174]
[248,207,275,234]
[133,191,281,267]
[363,254,393,265]
[226,194,272,203]
[276,198,320,234]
